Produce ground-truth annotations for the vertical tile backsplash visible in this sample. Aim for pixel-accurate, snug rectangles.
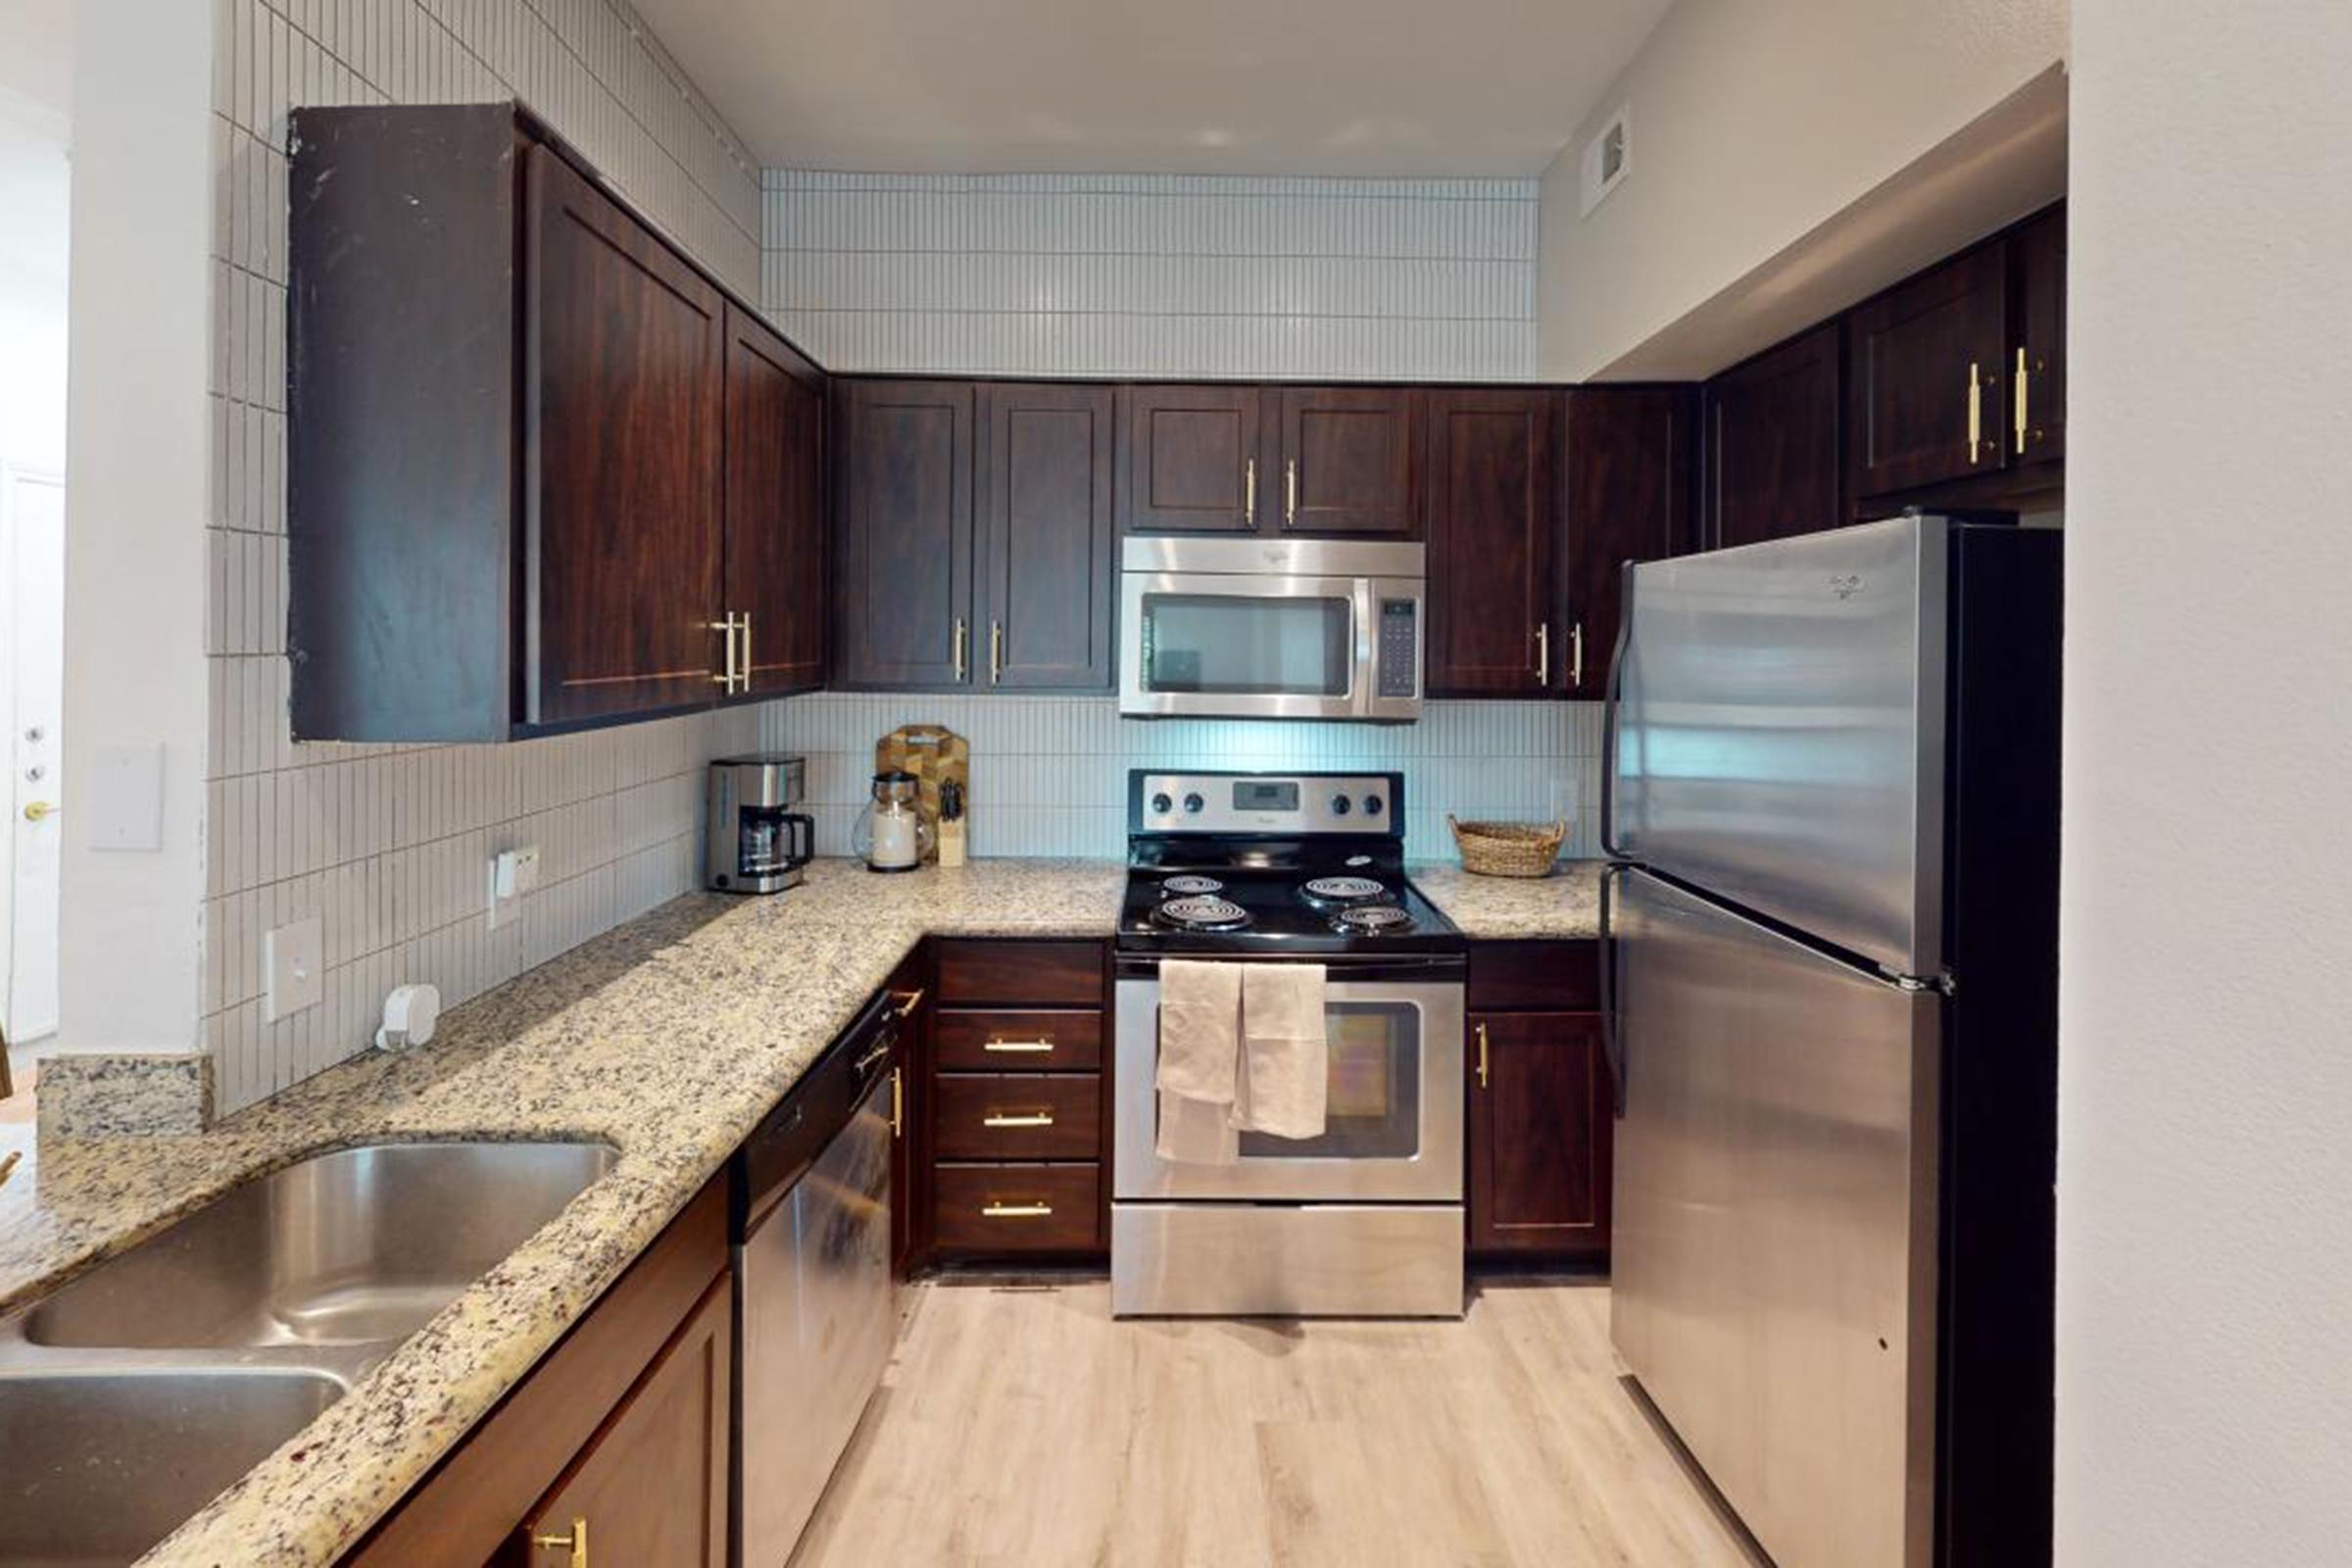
[762,695,1604,865]
[760,170,1540,380]
[205,0,764,1116]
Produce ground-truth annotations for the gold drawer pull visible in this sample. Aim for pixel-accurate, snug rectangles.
[982,1111,1055,1129]
[984,1038,1054,1054]
[982,1201,1054,1218]
[533,1517,589,1566]
[892,987,925,1017]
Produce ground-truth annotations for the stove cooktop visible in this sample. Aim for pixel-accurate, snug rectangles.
[1116,864,1464,956]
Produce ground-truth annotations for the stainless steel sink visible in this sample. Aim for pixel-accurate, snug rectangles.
[22,1141,619,1350]
[0,1140,618,1565]
[0,1367,351,1566]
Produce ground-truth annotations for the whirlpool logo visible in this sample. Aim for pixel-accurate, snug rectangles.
[1829,573,1865,601]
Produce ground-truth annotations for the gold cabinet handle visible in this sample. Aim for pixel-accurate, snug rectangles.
[709,615,741,690]
[22,801,58,823]
[983,1038,1054,1054]
[953,616,968,682]
[1245,457,1257,524]
[892,987,925,1018]
[740,612,754,689]
[989,619,1004,685]
[2014,347,2032,455]
[890,1067,905,1139]
[1534,623,1549,687]
[982,1111,1055,1128]
[1571,621,1586,690]
[533,1517,588,1566]
[1966,361,1984,463]
[1284,458,1298,528]
[1475,1021,1491,1089]
[982,1202,1054,1218]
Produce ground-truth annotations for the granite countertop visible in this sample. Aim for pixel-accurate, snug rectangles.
[0,858,1124,1568]
[1410,859,1605,940]
[0,851,1592,1565]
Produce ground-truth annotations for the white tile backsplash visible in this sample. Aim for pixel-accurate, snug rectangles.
[204,0,765,1115]
[761,695,1603,865]
[760,169,1540,380]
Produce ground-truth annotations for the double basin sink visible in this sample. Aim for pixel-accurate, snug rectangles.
[0,1140,617,1566]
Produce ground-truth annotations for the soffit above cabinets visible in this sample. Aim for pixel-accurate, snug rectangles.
[627,0,1674,177]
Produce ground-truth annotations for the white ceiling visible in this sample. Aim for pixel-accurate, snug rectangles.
[628,0,1676,176]
[0,0,73,123]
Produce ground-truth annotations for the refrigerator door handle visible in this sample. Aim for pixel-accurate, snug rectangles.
[1599,862,1627,1117]
[1599,561,1637,860]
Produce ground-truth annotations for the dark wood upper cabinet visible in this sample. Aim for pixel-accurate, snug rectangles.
[2009,204,2066,466]
[832,379,976,689]
[1704,321,1843,549]
[1468,1010,1612,1259]
[1274,386,1421,536]
[1560,387,1696,698]
[1847,241,2010,500]
[524,145,726,727]
[289,104,827,741]
[1423,389,1560,697]
[978,383,1117,691]
[1118,384,1264,533]
[514,1275,731,1568]
[722,304,826,699]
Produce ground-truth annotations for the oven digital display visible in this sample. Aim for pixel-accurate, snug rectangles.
[1232,781,1298,812]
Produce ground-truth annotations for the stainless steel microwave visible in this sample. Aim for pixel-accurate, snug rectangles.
[1118,537,1424,721]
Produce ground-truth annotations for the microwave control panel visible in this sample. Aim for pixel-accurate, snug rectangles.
[1376,599,1419,698]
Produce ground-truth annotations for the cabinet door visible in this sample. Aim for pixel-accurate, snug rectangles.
[1276,386,1420,536]
[884,948,928,1277]
[1467,1012,1612,1258]
[1705,322,1842,550]
[1560,387,1695,699]
[524,144,724,727]
[2008,204,2066,466]
[1423,389,1560,696]
[1119,384,1264,533]
[1847,242,2009,498]
[722,305,825,699]
[516,1273,731,1568]
[834,379,975,689]
[977,383,1116,691]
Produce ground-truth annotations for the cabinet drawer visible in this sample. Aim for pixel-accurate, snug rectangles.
[936,1008,1102,1071]
[936,940,1102,1006]
[1468,940,1601,1011]
[932,1163,1102,1251]
[934,1074,1102,1160]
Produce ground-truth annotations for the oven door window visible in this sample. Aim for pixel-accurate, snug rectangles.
[1140,592,1353,697]
[1236,1002,1421,1159]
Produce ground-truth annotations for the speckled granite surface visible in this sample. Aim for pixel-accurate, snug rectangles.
[0,857,1124,1568]
[34,1053,212,1139]
[1409,859,1606,940]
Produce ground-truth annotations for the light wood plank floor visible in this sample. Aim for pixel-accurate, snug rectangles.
[788,1279,1766,1568]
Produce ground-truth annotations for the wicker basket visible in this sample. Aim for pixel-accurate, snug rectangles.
[1447,815,1566,878]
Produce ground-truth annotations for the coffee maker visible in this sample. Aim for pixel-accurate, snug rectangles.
[707,755,814,894]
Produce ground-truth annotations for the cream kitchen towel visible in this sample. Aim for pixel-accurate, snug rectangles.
[1154,958,1243,1163]
[1233,962,1328,1141]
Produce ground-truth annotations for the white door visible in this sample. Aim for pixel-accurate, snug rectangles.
[4,467,65,1045]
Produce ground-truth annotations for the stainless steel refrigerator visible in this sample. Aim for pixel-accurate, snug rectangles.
[1602,514,2060,1568]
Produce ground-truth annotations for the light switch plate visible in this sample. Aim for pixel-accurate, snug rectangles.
[487,845,541,930]
[265,916,323,1023]
[89,742,165,851]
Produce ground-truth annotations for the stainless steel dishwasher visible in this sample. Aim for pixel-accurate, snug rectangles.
[734,993,899,1563]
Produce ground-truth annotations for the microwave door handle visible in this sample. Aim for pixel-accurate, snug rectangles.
[1352,577,1377,717]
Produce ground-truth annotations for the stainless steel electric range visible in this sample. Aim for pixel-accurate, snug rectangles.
[1110,769,1466,1318]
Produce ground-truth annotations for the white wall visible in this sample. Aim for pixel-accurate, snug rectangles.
[1536,0,2067,380]
[762,169,1537,379]
[0,89,69,477]
[2058,2,2352,1562]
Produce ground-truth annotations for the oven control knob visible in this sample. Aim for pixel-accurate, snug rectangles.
[1151,792,1174,815]
[1330,794,1351,816]
[1363,793,1384,816]
[1182,792,1205,814]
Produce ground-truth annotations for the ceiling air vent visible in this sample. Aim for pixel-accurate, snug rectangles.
[1579,104,1632,218]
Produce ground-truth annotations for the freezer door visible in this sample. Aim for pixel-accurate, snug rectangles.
[1607,514,1947,976]
[1609,866,1940,1568]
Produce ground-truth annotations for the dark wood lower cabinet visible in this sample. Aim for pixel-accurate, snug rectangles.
[1468,1011,1613,1261]
[513,1275,730,1568]
[930,1163,1103,1252]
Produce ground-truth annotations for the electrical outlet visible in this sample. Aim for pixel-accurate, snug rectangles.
[265,917,323,1023]
[488,845,542,930]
